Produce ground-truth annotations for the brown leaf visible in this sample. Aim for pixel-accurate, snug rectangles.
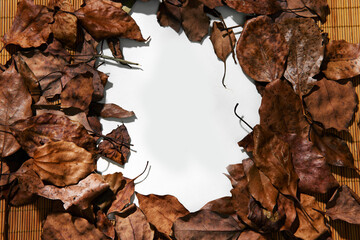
[226,162,245,188]
[210,21,236,62]
[156,0,182,33]
[198,0,223,9]
[10,113,97,157]
[36,173,109,210]
[33,141,95,186]
[74,27,98,65]
[96,210,115,240]
[107,37,124,59]
[285,0,318,19]
[173,209,242,240]
[326,185,360,224]
[238,132,254,152]
[259,79,309,135]
[89,102,135,119]
[180,0,210,42]
[41,212,108,240]
[0,61,32,157]
[304,79,357,131]
[224,0,281,15]
[252,125,298,198]
[277,193,297,232]
[49,0,78,49]
[13,54,41,102]
[310,125,355,169]
[107,177,135,214]
[201,196,236,216]
[243,158,279,212]
[136,193,189,237]
[294,194,330,240]
[98,125,131,165]
[238,230,269,240]
[61,72,94,112]
[287,134,339,195]
[114,204,154,240]
[301,0,330,23]
[237,16,288,83]
[322,40,360,80]
[75,0,145,41]
[277,18,325,96]
[2,0,53,49]
[18,50,68,98]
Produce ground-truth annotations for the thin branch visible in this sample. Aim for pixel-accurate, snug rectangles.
[234,103,254,130]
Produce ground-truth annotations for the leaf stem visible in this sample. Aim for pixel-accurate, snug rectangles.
[234,103,254,131]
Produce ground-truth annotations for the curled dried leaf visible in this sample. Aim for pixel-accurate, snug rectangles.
[210,21,236,62]
[89,102,135,119]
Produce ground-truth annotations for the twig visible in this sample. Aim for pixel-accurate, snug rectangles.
[234,103,254,130]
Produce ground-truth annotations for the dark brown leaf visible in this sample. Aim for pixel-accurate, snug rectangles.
[0,61,32,157]
[277,194,297,232]
[201,196,236,216]
[98,125,131,165]
[326,185,360,224]
[75,0,145,41]
[285,0,317,19]
[294,194,330,240]
[173,209,242,240]
[304,79,357,131]
[32,141,95,186]
[238,230,269,240]
[2,0,53,49]
[310,125,355,168]
[198,0,223,9]
[236,16,288,83]
[89,102,135,119]
[277,18,324,96]
[156,0,182,33]
[224,0,281,15]
[287,134,339,195]
[107,177,135,214]
[114,204,154,240]
[180,0,210,42]
[322,40,360,80]
[107,37,124,59]
[243,158,279,212]
[10,113,97,157]
[49,0,78,49]
[41,212,108,240]
[37,173,109,210]
[301,0,330,23]
[136,193,189,237]
[210,21,236,62]
[96,210,115,240]
[259,79,309,135]
[252,125,298,198]
[61,72,94,112]
[226,162,245,188]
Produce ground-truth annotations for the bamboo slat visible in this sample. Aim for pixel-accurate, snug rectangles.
[1,0,359,239]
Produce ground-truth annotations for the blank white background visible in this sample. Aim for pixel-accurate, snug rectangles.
[97,0,261,212]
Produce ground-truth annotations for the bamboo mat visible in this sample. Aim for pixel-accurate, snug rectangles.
[0,0,360,239]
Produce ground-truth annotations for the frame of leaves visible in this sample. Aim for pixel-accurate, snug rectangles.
[0,0,360,239]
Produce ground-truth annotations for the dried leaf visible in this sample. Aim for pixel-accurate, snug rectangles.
[326,185,360,224]
[237,16,288,82]
[253,125,298,199]
[238,230,268,240]
[294,194,330,240]
[107,177,135,214]
[157,0,182,33]
[285,0,317,19]
[89,102,135,119]
[173,210,242,240]
[2,0,53,49]
[0,61,32,157]
[10,113,97,157]
[114,204,154,240]
[226,162,246,188]
[287,134,339,195]
[198,0,223,9]
[277,18,324,96]
[301,0,330,23]
[96,210,115,240]
[107,37,124,59]
[201,196,236,216]
[33,141,95,186]
[41,212,108,240]
[98,125,131,165]
[322,40,360,80]
[259,79,309,135]
[304,79,357,131]
[277,193,297,232]
[310,125,355,169]
[243,158,279,212]
[49,0,78,49]
[180,0,210,42]
[136,193,189,237]
[37,173,109,210]
[61,72,94,112]
[210,21,236,62]
[224,0,281,15]
[75,0,145,41]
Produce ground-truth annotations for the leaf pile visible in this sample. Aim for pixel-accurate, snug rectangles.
[1,0,360,239]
